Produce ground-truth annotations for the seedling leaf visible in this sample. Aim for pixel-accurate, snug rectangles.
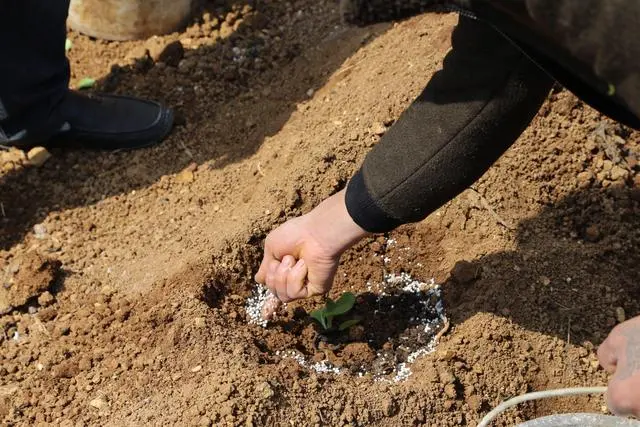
[77,78,96,90]
[310,309,328,329]
[338,319,361,331]
[324,292,356,317]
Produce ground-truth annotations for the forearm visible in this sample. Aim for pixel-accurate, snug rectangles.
[346,16,554,232]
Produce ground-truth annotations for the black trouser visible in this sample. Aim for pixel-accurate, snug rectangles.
[0,0,70,136]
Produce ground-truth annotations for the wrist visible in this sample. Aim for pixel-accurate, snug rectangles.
[307,190,371,255]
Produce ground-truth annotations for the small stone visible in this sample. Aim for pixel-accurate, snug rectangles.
[53,360,80,378]
[610,165,629,181]
[191,365,202,373]
[467,394,482,411]
[89,397,108,410]
[451,260,480,284]
[176,169,195,183]
[444,383,458,399]
[27,147,52,167]
[194,317,206,328]
[615,307,626,323]
[37,291,54,307]
[540,276,551,286]
[576,171,594,188]
[198,416,212,427]
[33,223,47,239]
[372,122,386,136]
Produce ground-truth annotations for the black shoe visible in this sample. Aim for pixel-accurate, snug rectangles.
[0,91,174,151]
[340,0,444,26]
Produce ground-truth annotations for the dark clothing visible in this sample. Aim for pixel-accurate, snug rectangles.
[0,0,70,138]
[345,1,640,233]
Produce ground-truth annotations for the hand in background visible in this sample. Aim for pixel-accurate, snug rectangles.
[598,315,640,417]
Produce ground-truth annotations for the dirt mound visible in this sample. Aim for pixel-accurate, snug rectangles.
[2,1,639,426]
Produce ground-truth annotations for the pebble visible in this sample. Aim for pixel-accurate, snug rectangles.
[615,307,626,323]
[444,383,458,399]
[89,397,108,410]
[191,365,202,373]
[25,146,51,167]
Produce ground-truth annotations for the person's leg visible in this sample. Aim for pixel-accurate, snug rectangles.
[0,0,70,137]
[0,0,174,150]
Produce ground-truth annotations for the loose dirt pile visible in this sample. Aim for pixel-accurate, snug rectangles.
[2,1,640,426]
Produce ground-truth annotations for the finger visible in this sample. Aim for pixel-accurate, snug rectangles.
[274,256,296,303]
[598,342,618,373]
[285,259,309,301]
[598,336,620,374]
[306,263,339,298]
[264,260,280,295]
[255,244,275,284]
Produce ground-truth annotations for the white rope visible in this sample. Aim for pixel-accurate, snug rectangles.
[477,387,608,427]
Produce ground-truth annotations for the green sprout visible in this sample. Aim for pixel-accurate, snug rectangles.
[77,77,96,90]
[310,292,360,331]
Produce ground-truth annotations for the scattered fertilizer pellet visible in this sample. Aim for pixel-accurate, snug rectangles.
[245,284,282,327]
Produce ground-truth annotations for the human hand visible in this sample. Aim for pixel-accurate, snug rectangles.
[598,315,640,417]
[255,190,369,307]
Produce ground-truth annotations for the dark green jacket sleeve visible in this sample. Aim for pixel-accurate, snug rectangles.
[345,16,553,233]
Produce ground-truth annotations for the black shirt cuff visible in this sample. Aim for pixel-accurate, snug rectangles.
[345,169,403,233]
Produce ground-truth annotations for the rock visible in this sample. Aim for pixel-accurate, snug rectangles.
[584,225,601,242]
[444,383,458,399]
[89,397,108,410]
[26,147,51,167]
[610,165,629,181]
[615,307,626,323]
[256,382,274,400]
[0,254,60,313]
[157,41,185,67]
[176,169,195,183]
[576,171,594,189]
[372,122,386,136]
[198,416,212,427]
[191,365,202,373]
[38,307,57,321]
[194,317,206,328]
[37,291,55,307]
[53,360,80,379]
[340,342,375,366]
[451,260,480,284]
[466,394,482,411]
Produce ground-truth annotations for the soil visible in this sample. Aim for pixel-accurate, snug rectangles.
[2,1,640,426]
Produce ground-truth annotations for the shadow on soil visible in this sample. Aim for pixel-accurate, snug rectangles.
[443,184,640,346]
[0,0,391,250]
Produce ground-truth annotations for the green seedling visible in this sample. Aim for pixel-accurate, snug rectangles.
[310,292,360,331]
[77,77,96,90]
